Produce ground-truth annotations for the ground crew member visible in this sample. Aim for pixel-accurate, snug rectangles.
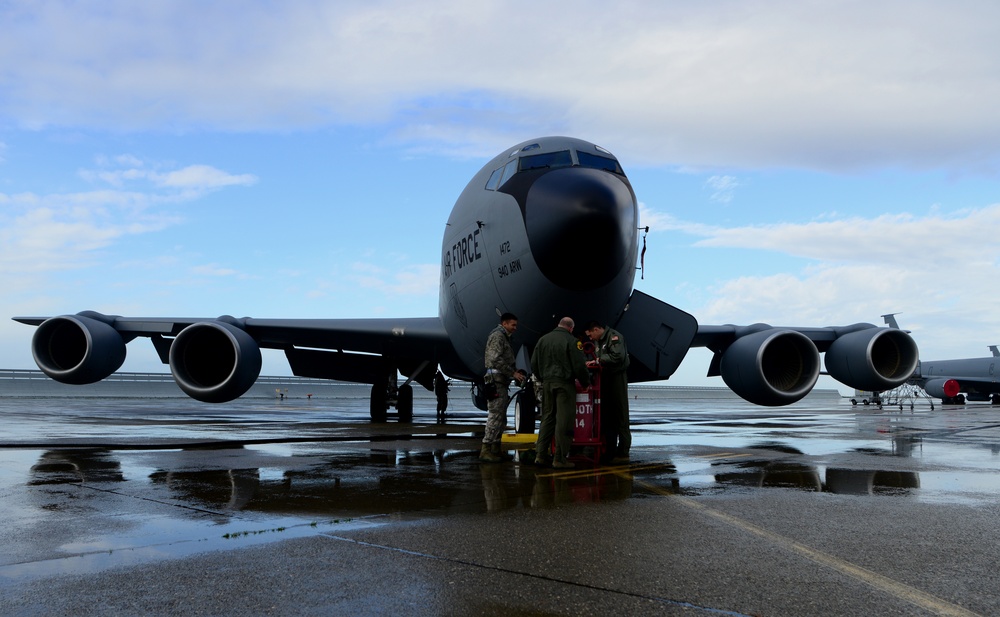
[434,370,449,420]
[531,317,590,469]
[481,312,526,463]
[585,321,631,463]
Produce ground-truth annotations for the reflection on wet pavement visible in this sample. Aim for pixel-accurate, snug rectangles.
[6,391,1000,583]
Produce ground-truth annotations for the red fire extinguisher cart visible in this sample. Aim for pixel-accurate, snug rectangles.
[572,344,604,464]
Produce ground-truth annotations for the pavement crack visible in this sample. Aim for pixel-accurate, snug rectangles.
[320,533,753,616]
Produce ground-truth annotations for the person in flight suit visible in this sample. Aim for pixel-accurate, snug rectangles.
[584,321,631,463]
[531,317,591,469]
[481,312,526,463]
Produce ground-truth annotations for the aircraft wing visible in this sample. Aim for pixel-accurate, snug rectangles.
[600,290,918,406]
[687,321,919,406]
[14,311,464,402]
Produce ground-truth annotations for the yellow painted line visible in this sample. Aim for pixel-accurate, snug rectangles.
[535,461,674,480]
[537,470,606,480]
[623,472,981,617]
[691,452,755,460]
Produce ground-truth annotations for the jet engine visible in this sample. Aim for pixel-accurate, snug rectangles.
[168,320,262,403]
[824,327,919,392]
[922,378,961,399]
[720,329,821,406]
[31,312,126,385]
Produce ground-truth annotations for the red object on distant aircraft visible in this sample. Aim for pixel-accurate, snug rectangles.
[943,379,961,398]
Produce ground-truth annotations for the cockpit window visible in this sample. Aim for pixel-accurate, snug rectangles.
[499,159,519,186]
[577,151,623,174]
[519,150,572,172]
[485,166,504,190]
[487,146,625,192]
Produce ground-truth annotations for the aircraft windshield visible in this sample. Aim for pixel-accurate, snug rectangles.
[578,151,624,174]
[519,150,573,172]
[485,148,624,191]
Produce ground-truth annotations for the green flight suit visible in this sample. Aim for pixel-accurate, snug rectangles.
[531,327,590,462]
[595,327,630,458]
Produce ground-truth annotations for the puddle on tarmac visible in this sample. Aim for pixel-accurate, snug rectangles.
[1,513,380,583]
[7,395,1000,581]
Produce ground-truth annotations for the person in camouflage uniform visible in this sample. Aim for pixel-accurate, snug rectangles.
[531,317,591,469]
[585,321,631,463]
[480,312,526,463]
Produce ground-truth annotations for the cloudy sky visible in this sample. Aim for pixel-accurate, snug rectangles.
[2,0,999,390]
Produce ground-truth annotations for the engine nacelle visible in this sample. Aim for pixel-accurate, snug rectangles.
[824,327,919,392]
[720,329,820,406]
[923,378,961,399]
[31,313,126,385]
[168,320,261,403]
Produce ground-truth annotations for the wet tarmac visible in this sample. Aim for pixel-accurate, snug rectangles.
[2,391,1000,615]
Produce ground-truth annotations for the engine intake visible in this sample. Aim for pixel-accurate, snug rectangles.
[720,329,820,406]
[824,327,919,392]
[169,320,261,403]
[31,313,126,385]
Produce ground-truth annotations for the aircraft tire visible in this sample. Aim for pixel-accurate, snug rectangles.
[396,384,414,423]
[370,384,388,423]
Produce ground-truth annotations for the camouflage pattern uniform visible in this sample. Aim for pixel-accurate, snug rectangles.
[594,327,631,458]
[531,327,590,462]
[483,324,517,445]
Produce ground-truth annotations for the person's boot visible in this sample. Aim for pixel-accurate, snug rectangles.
[479,444,501,463]
[534,452,552,467]
[552,458,575,469]
[491,442,513,461]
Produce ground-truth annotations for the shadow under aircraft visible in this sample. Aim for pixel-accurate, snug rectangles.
[17,137,919,422]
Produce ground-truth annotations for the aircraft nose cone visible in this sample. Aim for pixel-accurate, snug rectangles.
[524,168,636,290]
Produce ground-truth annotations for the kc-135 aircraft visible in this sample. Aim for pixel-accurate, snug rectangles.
[15,136,919,422]
[883,315,1000,404]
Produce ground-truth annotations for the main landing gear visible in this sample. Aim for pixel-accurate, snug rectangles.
[370,376,414,423]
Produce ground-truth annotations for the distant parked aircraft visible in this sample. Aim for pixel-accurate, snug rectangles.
[884,314,1000,404]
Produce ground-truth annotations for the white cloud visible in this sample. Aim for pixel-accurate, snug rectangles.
[80,161,257,192]
[347,262,439,296]
[693,207,1000,269]
[637,202,674,231]
[0,157,256,301]
[644,204,1000,360]
[0,194,176,273]
[2,1,999,171]
[705,175,740,204]
[191,263,240,277]
[155,165,257,189]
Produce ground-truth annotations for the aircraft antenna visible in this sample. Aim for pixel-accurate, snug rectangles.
[638,226,649,279]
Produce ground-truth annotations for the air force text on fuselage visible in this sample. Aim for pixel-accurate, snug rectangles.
[442,229,522,281]
[442,227,483,280]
